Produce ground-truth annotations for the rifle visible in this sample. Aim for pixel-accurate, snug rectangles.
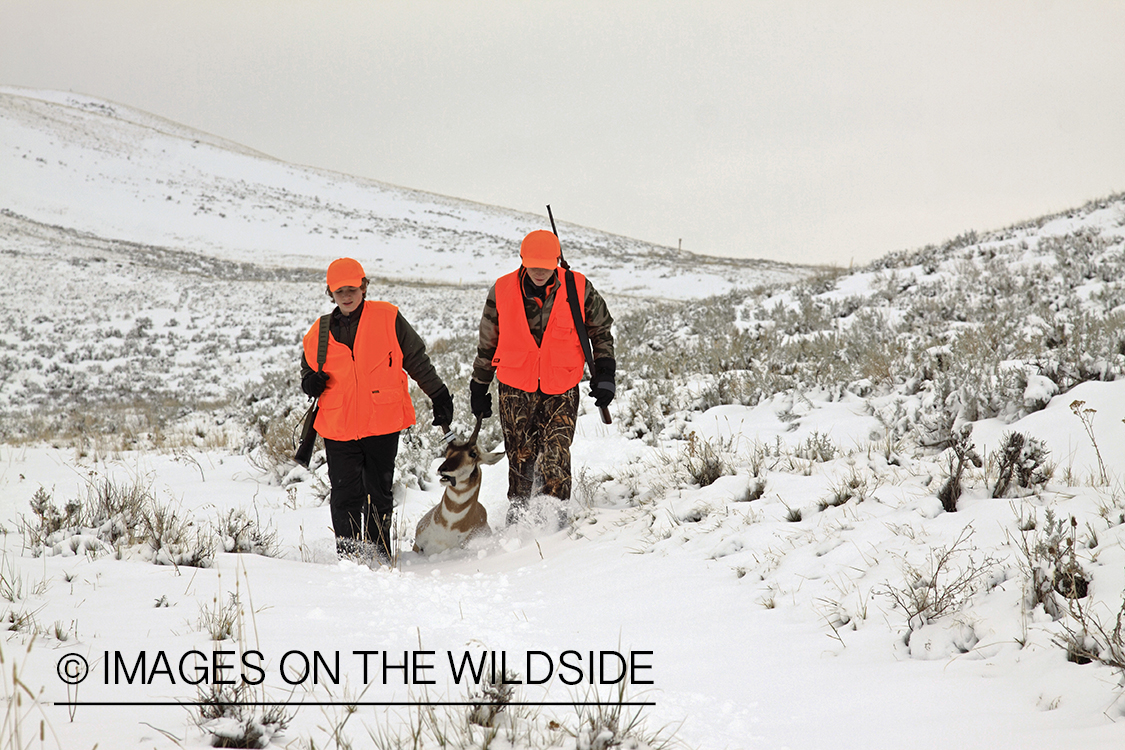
[547,205,612,425]
[294,313,331,466]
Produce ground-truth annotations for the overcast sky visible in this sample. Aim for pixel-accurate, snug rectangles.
[3,1,1123,267]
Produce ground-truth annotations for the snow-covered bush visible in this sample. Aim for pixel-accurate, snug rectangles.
[214,507,278,556]
[1057,592,1125,670]
[612,202,1125,466]
[21,478,149,553]
[991,432,1052,499]
[194,680,291,749]
[239,369,311,482]
[18,476,284,567]
[387,425,431,494]
[618,379,677,444]
[467,671,518,728]
[139,498,214,567]
[819,469,871,510]
[1011,509,1090,620]
[566,682,679,750]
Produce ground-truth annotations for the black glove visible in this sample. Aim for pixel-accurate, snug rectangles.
[302,370,330,398]
[590,357,616,408]
[430,386,454,427]
[469,379,493,418]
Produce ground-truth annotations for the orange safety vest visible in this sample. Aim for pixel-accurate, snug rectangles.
[302,301,416,440]
[492,269,587,395]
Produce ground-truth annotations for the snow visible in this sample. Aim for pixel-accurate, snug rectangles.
[0,85,806,300]
[5,390,1125,748]
[3,88,1125,749]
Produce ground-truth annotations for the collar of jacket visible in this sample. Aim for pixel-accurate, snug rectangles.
[519,268,559,309]
[331,300,364,350]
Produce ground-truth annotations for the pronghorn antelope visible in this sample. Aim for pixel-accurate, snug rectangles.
[413,417,503,555]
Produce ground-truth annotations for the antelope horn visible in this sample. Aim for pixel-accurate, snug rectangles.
[469,414,483,444]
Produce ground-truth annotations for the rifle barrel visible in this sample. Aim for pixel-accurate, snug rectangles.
[545,204,613,426]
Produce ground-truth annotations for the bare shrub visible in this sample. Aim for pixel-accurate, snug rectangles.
[937,423,982,512]
[1056,597,1125,669]
[23,487,80,546]
[1,639,63,750]
[682,432,726,487]
[1069,400,1109,485]
[680,431,740,488]
[881,528,1000,631]
[197,591,243,643]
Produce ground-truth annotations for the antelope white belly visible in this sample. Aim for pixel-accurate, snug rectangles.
[414,510,487,555]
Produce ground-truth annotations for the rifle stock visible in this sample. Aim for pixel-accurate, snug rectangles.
[294,398,319,467]
[294,313,332,466]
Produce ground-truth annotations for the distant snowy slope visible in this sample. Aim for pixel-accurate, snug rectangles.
[0,86,808,298]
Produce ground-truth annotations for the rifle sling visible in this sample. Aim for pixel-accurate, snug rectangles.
[316,313,331,372]
[563,270,596,377]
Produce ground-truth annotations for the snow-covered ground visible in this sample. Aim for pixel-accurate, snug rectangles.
[3,380,1125,749]
[3,89,1125,749]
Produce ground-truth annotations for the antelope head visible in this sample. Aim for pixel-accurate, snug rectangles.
[437,416,503,490]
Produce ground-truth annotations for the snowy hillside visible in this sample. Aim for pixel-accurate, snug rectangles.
[0,86,806,298]
[3,87,1125,750]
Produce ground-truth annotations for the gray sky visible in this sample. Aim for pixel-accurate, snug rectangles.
[3,1,1123,266]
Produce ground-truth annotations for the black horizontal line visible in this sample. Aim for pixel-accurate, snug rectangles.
[51,701,656,708]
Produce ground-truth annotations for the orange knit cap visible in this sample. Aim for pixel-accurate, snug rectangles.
[326,258,366,291]
[519,230,561,270]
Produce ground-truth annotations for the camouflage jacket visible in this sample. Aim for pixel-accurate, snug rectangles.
[472,268,615,385]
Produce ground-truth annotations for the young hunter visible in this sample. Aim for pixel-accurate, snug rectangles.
[469,230,616,525]
[301,257,454,560]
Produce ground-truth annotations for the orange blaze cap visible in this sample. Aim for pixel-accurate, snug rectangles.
[326,258,366,291]
[519,230,561,270]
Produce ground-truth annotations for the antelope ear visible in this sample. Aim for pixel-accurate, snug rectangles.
[479,449,505,465]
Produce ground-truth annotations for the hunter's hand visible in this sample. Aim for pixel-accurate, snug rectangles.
[302,370,330,398]
[431,386,454,427]
[589,357,616,408]
[469,379,493,418]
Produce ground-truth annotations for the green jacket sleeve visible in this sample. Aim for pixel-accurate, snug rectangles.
[397,312,447,398]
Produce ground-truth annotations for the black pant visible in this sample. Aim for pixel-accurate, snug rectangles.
[324,432,399,551]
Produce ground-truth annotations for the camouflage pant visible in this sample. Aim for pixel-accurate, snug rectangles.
[497,382,578,506]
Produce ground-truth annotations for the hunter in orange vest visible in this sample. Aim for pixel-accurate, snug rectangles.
[302,300,415,440]
[470,230,616,526]
[300,258,453,561]
[491,267,587,395]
